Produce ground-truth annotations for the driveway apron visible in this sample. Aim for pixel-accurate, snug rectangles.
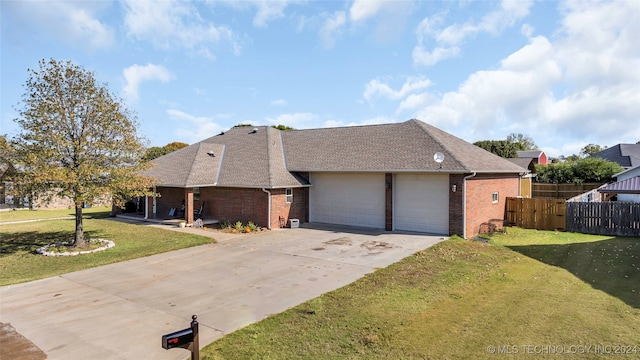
[0,224,445,360]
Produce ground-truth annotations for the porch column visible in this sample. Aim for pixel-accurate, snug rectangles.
[185,188,194,224]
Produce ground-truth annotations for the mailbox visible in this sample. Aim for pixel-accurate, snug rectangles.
[162,327,193,350]
[162,314,199,360]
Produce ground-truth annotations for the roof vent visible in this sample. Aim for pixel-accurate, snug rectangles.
[249,128,259,134]
[207,151,215,157]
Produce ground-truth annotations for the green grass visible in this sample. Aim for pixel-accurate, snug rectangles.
[0,216,215,286]
[202,228,640,359]
[0,206,112,222]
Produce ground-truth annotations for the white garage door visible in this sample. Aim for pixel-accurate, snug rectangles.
[310,173,385,228]
[394,173,449,234]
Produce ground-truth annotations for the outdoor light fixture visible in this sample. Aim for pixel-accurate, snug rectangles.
[451,184,457,192]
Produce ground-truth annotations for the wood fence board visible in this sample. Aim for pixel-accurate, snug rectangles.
[506,198,640,236]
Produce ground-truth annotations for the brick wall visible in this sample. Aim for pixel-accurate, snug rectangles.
[155,187,185,218]
[155,185,308,229]
[385,173,393,231]
[448,174,465,236]
[465,174,519,238]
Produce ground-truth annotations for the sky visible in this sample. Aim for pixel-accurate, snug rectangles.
[1,0,639,159]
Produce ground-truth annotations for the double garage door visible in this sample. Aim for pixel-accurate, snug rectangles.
[309,173,449,234]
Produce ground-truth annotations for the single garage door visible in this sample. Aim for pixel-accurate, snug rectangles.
[310,173,385,228]
[394,173,449,234]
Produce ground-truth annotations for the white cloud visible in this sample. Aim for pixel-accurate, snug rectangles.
[413,0,533,66]
[265,113,318,129]
[410,1,640,157]
[4,1,114,50]
[123,64,174,101]
[271,99,288,106]
[167,109,224,143]
[252,0,291,27]
[324,116,398,128]
[349,0,386,22]
[412,46,460,66]
[363,76,432,102]
[123,0,237,54]
[319,11,346,49]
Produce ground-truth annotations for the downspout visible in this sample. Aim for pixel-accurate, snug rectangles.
[262,188,272,230]
[144,195,148,220]
[462,172,477,239]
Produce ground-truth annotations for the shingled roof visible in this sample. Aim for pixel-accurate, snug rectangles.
[283,119,526,173]
[592,144,640,168]
[146,119,527,188]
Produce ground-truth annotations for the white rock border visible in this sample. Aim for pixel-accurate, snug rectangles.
[36,238,115,257]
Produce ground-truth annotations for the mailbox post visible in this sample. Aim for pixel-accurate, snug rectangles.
[162,315,199,360]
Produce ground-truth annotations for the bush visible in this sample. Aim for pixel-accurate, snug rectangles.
[535,158,623,184]
[247,221,260,232]
[234,221,244,232]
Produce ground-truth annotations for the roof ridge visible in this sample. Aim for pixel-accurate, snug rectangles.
[409,119,470,171]
[266,127,277,187]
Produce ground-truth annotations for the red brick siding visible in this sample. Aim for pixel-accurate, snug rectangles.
[155,185,308,229]
[385,173,393,231]
[465,174,519,238]
[155,187,185,218]
[448,174,465,237]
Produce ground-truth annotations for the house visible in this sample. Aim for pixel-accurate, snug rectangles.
[599,165,640,202]
[143,119,528,238]
[515,150,549,166]
[591,144,640,169]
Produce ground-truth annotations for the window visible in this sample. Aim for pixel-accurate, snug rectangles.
[285,188,293,203]
[492,192,499,204]
[193,187,200,201]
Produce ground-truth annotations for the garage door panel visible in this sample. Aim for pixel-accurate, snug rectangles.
[310,173,385,228]
[395,174,449,234]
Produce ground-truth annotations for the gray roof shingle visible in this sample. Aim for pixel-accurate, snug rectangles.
[592,144,640,168]
[283,119,526,173]
[147,119,527,188]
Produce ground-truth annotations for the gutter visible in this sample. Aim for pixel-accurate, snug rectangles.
[262,188,272,230]
[462,172,477,239]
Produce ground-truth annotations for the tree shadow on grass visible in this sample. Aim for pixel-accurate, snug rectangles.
[0,230,104,256]
[508,237,640,309]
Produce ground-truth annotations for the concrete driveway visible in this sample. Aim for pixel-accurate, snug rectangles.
[0,223,445,360]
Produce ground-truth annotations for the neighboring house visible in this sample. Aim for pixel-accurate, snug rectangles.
[591,144,640,169]
[144,119,528,239]
[515,150,549,166]
[599,166,640,202]
[506,158,535,198]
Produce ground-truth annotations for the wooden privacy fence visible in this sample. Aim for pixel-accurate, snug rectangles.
[505,197,566,231]
[566,202,640,237]
[506,197,640,236]
[532,183,603,199]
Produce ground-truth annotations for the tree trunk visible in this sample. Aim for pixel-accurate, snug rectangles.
[74,204,86,248]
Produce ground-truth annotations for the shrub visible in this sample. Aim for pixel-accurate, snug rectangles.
[234,221,244,232]
[247,221,260,232]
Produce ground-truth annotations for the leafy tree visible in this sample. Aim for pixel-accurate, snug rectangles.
[473,140,519,158]
[10,59,154,248]
[233,123,253,128]
[142,141,188,161]
[580,143,606,157]
[506,133,537,151]
[271,124,295,131]
[535,158,622,184]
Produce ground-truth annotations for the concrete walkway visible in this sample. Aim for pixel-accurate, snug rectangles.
[0,223,445,360]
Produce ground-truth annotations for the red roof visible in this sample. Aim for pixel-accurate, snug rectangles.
[599,176,640,194]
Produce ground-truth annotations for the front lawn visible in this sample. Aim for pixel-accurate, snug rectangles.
[203,228,640,359]
[0,206,112,222]
[0,217,215,286]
